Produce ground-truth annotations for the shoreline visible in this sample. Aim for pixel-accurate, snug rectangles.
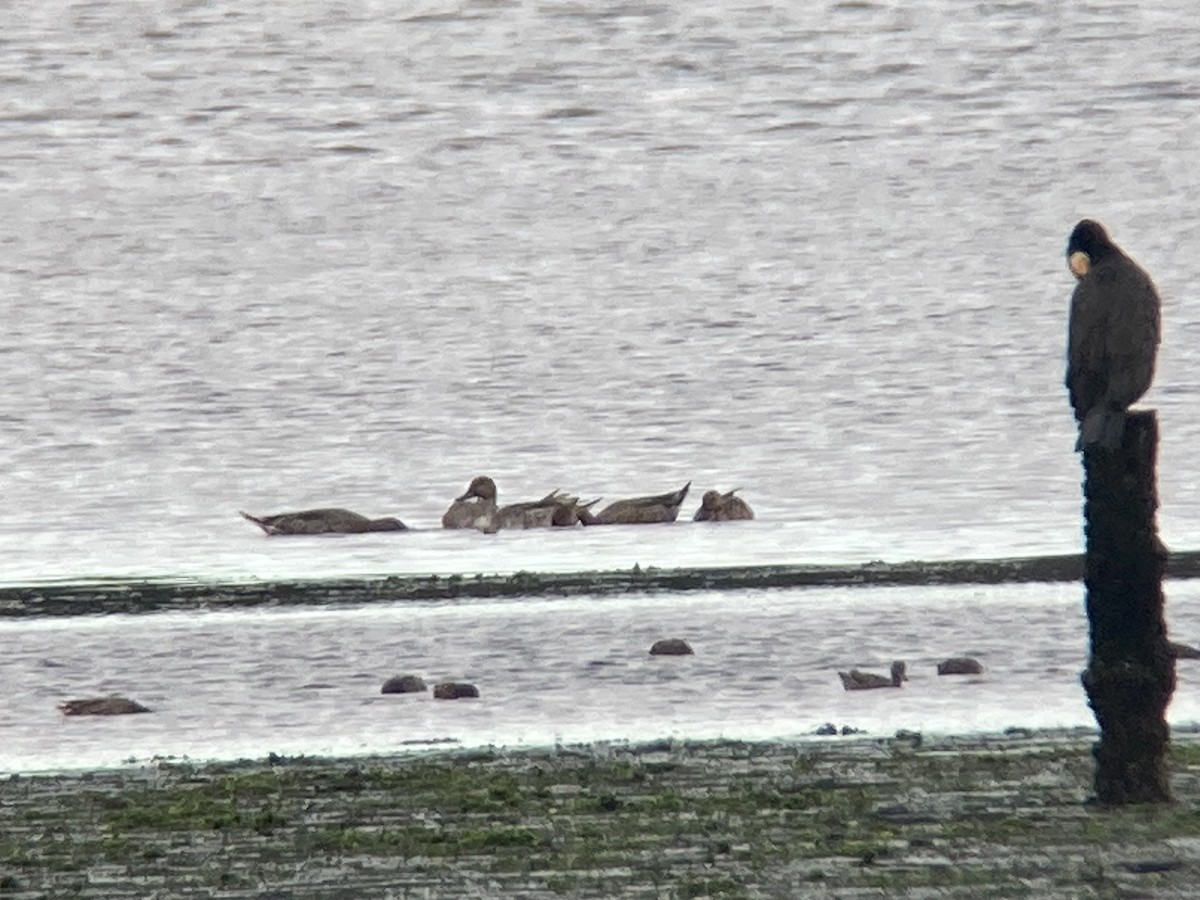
[0,724,1119,780]
[5,727,1200,898]
[10,548,1200,618]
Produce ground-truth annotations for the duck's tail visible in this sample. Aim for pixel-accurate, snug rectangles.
[668,482,692,508]
[239,511,273,534]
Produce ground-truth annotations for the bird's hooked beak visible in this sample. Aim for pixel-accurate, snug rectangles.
[1068,250,1090,279]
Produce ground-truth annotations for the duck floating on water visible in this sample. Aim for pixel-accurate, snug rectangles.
[240,508,407,535]
[442,476,595,532]
[693,488,754,521]
[838,660,907,691]
[580,482,691,525]
[937,657,984,676]
[58,697,152,716]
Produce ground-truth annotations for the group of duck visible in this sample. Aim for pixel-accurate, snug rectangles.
[240,477,753,536]
[837,657,985,691]
[57,656,983,719]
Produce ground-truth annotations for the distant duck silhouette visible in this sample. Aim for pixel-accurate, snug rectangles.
[240,508,407,535]
[580,482,691,525]
[937,657,984,676]
[442,476,595,532]
[693,488,754,522]
[838,660,907,691]
[58,697,152,716]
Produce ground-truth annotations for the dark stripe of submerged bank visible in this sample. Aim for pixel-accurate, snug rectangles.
[5,550,1200,618]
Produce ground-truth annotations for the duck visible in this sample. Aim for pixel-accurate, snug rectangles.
[580,482,691,525]
[58,697,152,716]
[496,489,595,529]
[693,488,755,522]
[239,508,407,535]
[838,660,907,691]
[442,476,596,532]
[442,476,498,530]
[937,657,984,675]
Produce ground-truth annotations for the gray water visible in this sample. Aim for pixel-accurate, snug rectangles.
[3,0,1199,583]
[7,580,1200,775]
[3,1,1200,766]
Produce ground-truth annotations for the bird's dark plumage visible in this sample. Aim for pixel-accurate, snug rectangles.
[240,508,407,535]
[693,488,754,522]
[1065,219,1161,451]
[580,482,691,525]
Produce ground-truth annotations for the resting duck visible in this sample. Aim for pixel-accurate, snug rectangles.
[240,508,407,535]
[937,657,984,675]
[580,482,691,525]
[442,476,595,532]
[838,660,907,691]
[693,488,755,521]
[59,697,151,716]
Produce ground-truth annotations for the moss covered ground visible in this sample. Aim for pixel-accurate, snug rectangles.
[4,730,1200,898]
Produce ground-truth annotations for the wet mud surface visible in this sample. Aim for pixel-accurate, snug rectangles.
[4,730,1200,898]
[11,550,1200,618]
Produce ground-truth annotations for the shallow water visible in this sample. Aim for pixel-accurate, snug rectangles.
[5,579,1200,774]
[3,2,1200,772]
[2,1,1200,585]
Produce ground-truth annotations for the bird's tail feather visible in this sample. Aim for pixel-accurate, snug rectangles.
[239,511,273,534]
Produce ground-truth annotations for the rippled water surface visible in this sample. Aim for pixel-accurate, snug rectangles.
[5,580,1200,774]
[3,2,1199,764]
[3,0,1200,583]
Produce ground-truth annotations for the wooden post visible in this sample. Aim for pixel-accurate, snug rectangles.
[1079,410,1174,804]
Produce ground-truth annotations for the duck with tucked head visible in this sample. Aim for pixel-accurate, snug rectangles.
[240,508,407,535]
[59,697,151,716]
[693,488,754,522]
[442,476,595,532]
[838,660,907,691]
[580,482,691,525]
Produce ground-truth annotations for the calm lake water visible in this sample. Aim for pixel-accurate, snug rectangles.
[2,1,1199,766]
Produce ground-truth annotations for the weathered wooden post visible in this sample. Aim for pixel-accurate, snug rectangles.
[1079,411,1175,804]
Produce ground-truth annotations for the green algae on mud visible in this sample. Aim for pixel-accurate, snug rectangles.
[10,548,1200,618]
[4,732,1200,898]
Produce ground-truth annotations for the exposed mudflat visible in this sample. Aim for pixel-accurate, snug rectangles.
[4,729,1200,898]
[11,549,1200,618]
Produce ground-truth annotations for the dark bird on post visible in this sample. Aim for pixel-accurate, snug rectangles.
[1065,219,1161,451]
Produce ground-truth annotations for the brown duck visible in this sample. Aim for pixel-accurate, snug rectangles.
[693,488,755,522]
[442,476,595,532]
[59,697,152,716]
[937,657,984,676]
[838,660,907,691]
[239,508,407,535]
[580,482,691,525]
